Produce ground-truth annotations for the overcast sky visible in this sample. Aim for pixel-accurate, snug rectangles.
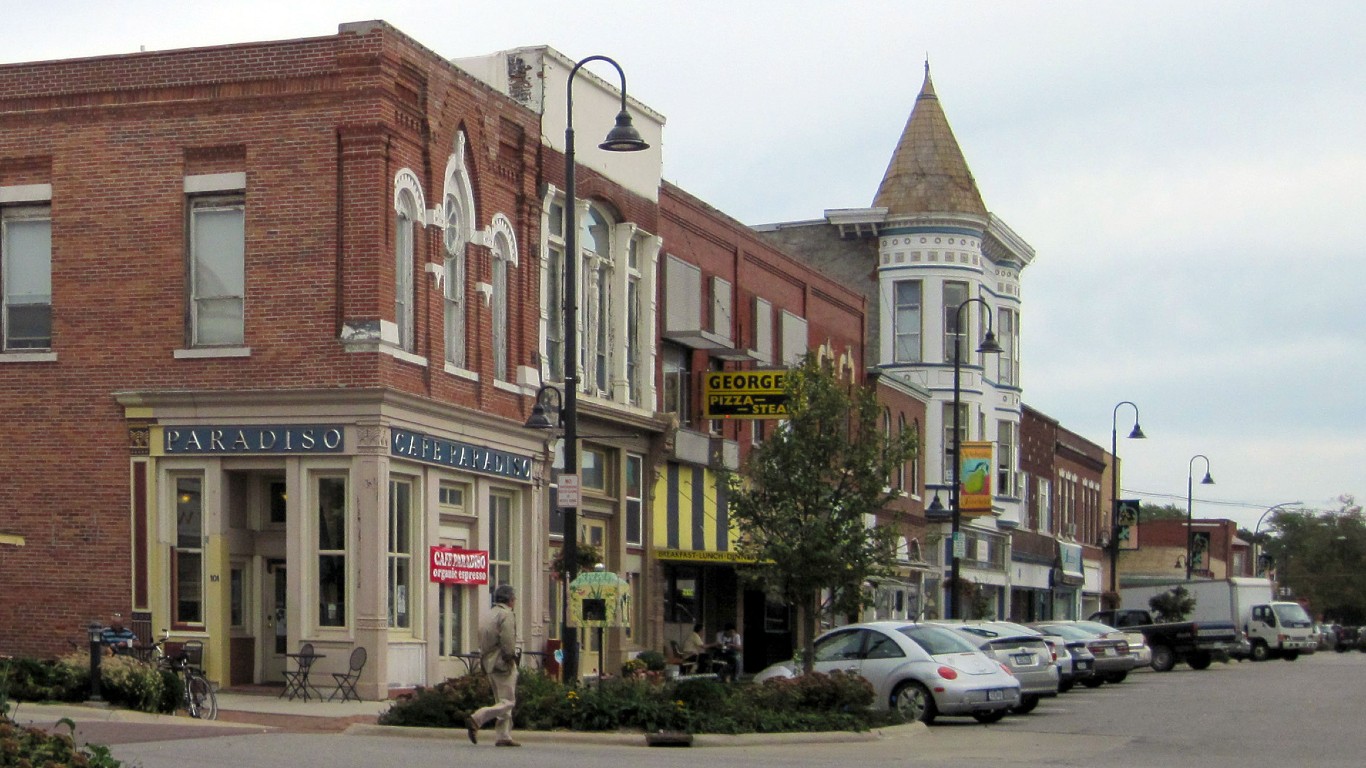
[5,1,1363,532]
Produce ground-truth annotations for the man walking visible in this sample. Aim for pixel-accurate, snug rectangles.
[466,584,520,747]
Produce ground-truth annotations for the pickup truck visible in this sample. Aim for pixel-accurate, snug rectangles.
[1087,608,1238,672]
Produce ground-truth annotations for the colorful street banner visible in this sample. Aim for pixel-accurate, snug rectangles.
[1116,499,1141,551]
[568,569,632,628]
[959,441,994,515]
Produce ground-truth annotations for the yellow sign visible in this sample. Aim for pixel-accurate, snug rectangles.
[702,370,789,419]
[654,548,757,563]
[959,441,994,515]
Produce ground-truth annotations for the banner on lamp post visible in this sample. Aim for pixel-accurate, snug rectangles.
[1116,499,1141,551]
[958,441,994,515]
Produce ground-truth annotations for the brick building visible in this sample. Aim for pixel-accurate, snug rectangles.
[0,21,564,698]
[1119,517,1252,584]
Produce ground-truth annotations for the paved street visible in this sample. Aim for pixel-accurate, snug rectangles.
[23,651,1365,767]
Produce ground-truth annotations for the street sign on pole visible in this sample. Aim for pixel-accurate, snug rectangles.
[952,532,966,559]
[559,475,580,507]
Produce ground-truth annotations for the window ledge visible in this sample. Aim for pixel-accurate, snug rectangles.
[380,346,428,367]
[175,346,251,359]
[444,363,479,382]
[0,351,57,363]
[493,379,522,395]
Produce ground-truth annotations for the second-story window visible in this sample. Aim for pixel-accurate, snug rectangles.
[662,343,692,428]
[188,196,245,347]
[942,280,968,363]
[1,202,51,351]
[892,279,921,363]
[394,187,419,352]
[444,192,467,369]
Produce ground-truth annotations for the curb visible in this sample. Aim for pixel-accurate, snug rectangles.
[344,721,925,747]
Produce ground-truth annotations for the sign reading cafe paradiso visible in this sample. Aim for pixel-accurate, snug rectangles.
[430,546,489,585]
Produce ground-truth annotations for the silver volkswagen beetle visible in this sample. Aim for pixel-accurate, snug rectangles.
[752,621,1021,724]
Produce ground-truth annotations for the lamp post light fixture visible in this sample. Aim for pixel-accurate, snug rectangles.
[1186,454,1214,580]
[946,297,1003,620]
[550,55,648,684]
[1252,501,1301,577]
[1109,401,1145,593]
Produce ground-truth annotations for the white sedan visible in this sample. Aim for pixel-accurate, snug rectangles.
[753,621,1021,724]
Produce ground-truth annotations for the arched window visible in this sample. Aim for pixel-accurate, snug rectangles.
[489,214,517,382]
[393,169,425,352]
[442,134,475,369]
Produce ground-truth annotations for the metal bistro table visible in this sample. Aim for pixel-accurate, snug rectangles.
[281,651,326,701]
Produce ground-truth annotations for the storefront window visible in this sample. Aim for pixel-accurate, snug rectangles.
[438,584,466,656]
[173,476,203,626]
[317,476,347,628]
[388,478,414,629]
[488,491,513,593]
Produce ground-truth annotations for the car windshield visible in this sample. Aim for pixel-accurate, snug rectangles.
[1273,603,1312,626]
[900,624,979,655]
[1035,624,1094,641]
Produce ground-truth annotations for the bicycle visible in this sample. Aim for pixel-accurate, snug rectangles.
[146,630,217,720]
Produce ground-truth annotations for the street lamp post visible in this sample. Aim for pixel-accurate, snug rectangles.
[1109,402,1145,594]
[1253,501,1301,577]
[555,55,648,683]
[946,297,1002,620]
[1186,454,1214,580]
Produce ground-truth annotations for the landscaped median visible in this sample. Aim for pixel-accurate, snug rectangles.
[375,668,909,741]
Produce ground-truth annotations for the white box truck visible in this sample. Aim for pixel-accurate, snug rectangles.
[1122,578,1316,662]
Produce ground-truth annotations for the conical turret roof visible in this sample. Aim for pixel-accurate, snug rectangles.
[873,63,987,218]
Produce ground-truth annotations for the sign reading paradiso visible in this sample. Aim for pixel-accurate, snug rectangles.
[164,425,344,454]
[390,428,533,482]
[702,370,789,419]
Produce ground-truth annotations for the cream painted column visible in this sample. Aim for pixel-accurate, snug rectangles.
[353,426,389,700]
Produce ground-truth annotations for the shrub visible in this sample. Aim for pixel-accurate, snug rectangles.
[635,649,666,672]
[0,715,125,767]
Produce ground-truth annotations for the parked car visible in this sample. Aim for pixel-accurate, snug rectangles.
[928,621,1059,714]
[1072,619,1152,672]
[752,621,1021,724]
[1088,607,1238,672]
[1031,621,1136,686]
[1027,625,1096,692]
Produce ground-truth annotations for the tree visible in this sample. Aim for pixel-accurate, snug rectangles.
[724,353,919,674]
[1149,585,1195,622]
[1139,502,1186,521]
[1263,496,1366,623]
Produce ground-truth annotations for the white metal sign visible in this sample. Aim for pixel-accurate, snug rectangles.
[558,475,581,507]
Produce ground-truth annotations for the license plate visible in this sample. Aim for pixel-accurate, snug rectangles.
[1103,647,1115,656]
[988,689,1004,701]
[1076,660,1091,671]
[1013,654,1033,665]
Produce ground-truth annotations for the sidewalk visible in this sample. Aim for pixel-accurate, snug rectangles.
[6,690,921,746]
[6,688,394,735]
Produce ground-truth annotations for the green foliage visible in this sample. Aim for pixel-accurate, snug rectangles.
[1149,585,1196,622]
[1264,497,1366,623]
[1139,502,1187,521]
[0,715,125,767]
[635,649,666,672]
[724,353,919,671]
[1,656,86,703]
[377,668,896,735]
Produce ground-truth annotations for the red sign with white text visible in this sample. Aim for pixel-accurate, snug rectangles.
[429,546,489,585]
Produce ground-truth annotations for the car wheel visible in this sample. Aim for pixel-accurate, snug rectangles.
[1250,641,1271,662]
[1150,644,1176,672]
[1187,651,1213,670]
[1010,694,1039,715]
[890,681,936,725]
[1103,671,1128,684]
[972,709,1008,724]
[1058,679,1076,693]
[1081,676,1105,688]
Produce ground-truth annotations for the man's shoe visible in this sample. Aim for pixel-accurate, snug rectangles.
[464,716,478,744]
[495,739,522,747]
